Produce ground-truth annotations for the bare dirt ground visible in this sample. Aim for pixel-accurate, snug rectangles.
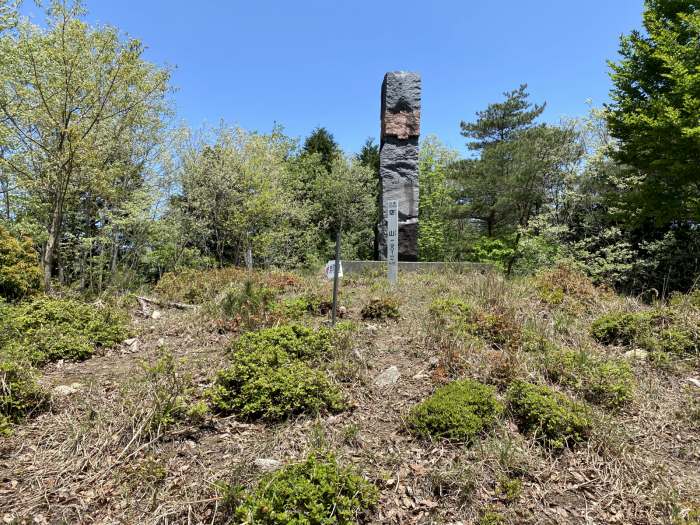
[1,269,699,524]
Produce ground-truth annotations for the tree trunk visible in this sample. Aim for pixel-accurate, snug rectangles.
[42,205,62,291]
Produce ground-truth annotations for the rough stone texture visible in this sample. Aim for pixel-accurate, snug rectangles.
[374,365,401,387]
[378,72,421,261]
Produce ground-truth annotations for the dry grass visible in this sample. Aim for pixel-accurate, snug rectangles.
[1,267,699,524]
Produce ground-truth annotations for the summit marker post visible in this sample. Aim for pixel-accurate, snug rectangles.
[387,199,398,285]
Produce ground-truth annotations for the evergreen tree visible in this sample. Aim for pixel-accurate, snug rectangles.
[302,127,341,172]
[606,0,700,224]
[460,84,545,150]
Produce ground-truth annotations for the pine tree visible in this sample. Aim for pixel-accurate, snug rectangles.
[302,127,341,172]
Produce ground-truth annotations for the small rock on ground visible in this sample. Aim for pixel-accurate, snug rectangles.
[374,366,400,387]
[254,458,283,472]
[52,383,83,397]
[624,349,648,360]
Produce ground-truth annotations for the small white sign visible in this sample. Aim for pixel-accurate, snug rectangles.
[387,199,398,285]
[325,260,343,280]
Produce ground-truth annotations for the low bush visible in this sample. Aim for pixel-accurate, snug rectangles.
[0,226,42,302]
[155,267,300,305]
[1,296,130,366]
[209,325,344,421]
[428,298,521,351]
[127,350,205,439]
[535,263,601,309]
[271,293,332,320]
[361,297,399,320]
[231,324,333,360]
[216,280,278,331]
[543,348,635,409]
[507,380,592,449]
[591,309,699,355]
[230,452,378,524]
[408,379,503,443]
[0,359,49,434]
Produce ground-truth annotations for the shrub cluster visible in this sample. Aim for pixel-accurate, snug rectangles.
[0,359,49,435]
[591,308,699,355]
[408,379,503,443]
[360,297,399,320]
[155,267,299,305]
[543,348,635,409]
[534,263,601,309]
[428,298,521,350]
[209,325,344,421]
[507,380,592,449]
[271,293,331,320]
[1,296,130,365]
[0,226,42,302]
[230,452,378,524]
[215,280,278,331]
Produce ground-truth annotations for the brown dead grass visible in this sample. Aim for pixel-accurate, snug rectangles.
[1,268,698,524]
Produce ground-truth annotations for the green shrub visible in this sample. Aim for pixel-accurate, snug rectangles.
[155,267,299,305]
[507,380,592,449]
[428,298,477,336]
[543,348,635,409]
[217,280,277,330]
[210,360,344,421]
[534,264,602,311]
[496,476,522,503]
[0,226,42,302]
[209,325,343,421]
[231,452,378,524]
[591,309,699,355]
[232,324,333,360]
[408,379,504,442]
[360,297,399,320]
[590,311,649,346]
[273,294,328,320]
[428,298,521,350]
[0,359,49,434]
[1,296,129,365]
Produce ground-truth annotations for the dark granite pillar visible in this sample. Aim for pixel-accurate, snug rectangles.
[377,71,421,262]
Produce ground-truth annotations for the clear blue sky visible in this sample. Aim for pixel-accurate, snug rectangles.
[24,1,645,155]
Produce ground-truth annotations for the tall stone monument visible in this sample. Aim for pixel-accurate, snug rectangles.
[378,71,421,262]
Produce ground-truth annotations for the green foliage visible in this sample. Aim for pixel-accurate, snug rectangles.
[428,298,521,350]
[0,225,42,302]
[591,307,700,355]
[231,324,334,360]
[0,1,170,290]
[1,296,129,366]
[209,325,343,421]
[507,380,592,449]
[0,358,49,433]
[428,298,474,333]
[462,236,516,270]
[217,280,277,330]
[272,294,326,320]
[418,137,460,261]
[131,350,202,435]
[478,509,506,525]
[543,348,635,409]
[230,452,378,524]
[496,476,523,503]
[408,379,503,442]
[607,0,700,226]
[302,127,341,172]
[535,264,601,310]
[360,297,400,320]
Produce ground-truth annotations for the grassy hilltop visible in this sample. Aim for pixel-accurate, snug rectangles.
[1,265,698,524]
